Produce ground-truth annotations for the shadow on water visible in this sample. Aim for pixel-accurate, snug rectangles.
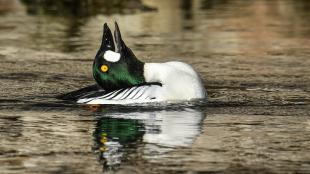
[92,108,205,172]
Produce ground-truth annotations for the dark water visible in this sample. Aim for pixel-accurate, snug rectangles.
[0,0,310,173]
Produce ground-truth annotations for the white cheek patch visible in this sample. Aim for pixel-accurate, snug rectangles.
[103,50,121,62]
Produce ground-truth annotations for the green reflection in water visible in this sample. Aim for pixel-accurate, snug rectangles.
[94,117,144,144]
[93,116,145,170]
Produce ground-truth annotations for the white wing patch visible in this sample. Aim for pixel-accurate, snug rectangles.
[103,50,121,62]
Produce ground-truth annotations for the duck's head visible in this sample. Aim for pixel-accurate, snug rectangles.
[93,22,145,91]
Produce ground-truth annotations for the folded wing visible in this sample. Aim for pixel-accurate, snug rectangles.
[77,84,162,104]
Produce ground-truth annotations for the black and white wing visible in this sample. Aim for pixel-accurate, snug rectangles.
[77,84,162,105]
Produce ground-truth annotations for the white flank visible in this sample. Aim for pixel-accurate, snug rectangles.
[103,50,121,62]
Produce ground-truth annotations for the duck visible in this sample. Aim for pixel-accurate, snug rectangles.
[73,22,206,105]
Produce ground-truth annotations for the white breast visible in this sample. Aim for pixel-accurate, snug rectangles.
[143,61,206,101]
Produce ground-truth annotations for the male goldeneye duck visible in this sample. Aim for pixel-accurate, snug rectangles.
[75,22,206,105]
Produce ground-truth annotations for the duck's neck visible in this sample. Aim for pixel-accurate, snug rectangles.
[144,63,166,84]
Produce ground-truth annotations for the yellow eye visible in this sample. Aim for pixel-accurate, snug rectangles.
[100,65,109,73]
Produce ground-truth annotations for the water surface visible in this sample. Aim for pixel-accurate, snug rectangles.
[0,0,310,173]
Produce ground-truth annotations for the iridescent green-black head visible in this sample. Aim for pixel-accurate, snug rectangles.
[93,22,145,91]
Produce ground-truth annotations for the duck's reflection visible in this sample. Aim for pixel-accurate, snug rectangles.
[94,117,144,170]
[93,108,204,170]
